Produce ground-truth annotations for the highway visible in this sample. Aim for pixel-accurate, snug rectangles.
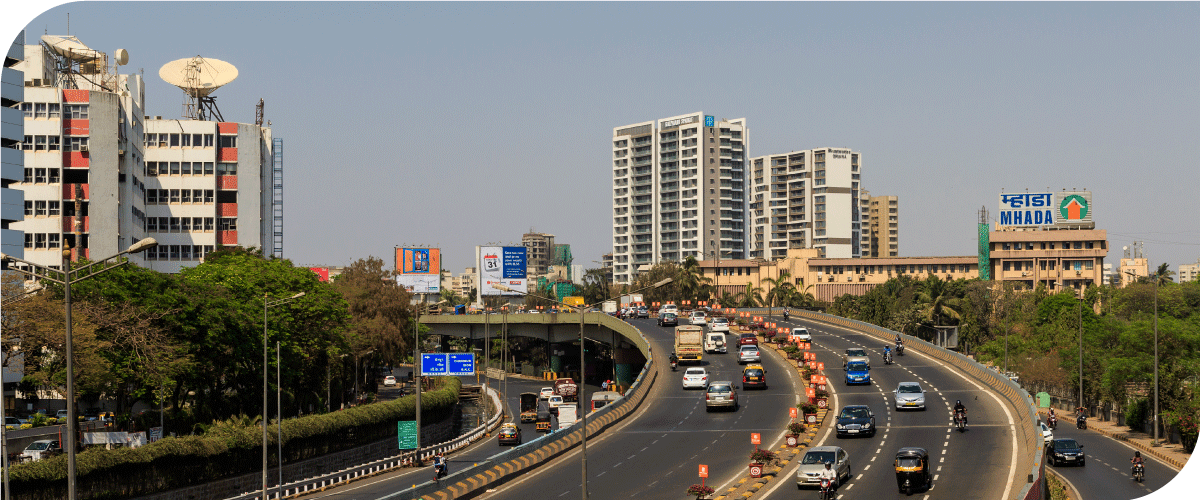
[1046,419,1177,499]
[474,317,802,499]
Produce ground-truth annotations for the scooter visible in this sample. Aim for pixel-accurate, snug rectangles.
[1132,462,1145,483]
[884,350,893,365]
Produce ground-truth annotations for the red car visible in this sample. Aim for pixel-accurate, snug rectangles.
[737,333,758,347]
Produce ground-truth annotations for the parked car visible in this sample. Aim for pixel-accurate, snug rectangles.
[55,410,69,420]
[657,312,678,327]
[682,368,709,389]
[893,382,926,410]
[738,345,761,365]
[709,317,730,333]
[4,417,21,430]
[836,405,877,437]
[796,446,852,488]
[704,382,738,412]
[22,440,62,462]
[1045,438,1085,467]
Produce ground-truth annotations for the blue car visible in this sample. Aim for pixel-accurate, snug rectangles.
[845,360,871,385]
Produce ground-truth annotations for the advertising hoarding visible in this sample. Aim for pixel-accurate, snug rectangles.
[396,247,441,294]
[479,246,528,295]
[997,191,1093,229]
[308,267,330,282]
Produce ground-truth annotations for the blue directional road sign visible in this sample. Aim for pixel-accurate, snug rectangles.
[447,353,475,376]
[420,353,449,376]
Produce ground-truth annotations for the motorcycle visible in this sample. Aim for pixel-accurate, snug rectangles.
[1077,414,1087,430]
[954,410,967,432]
[670,359,678,371]
[1048,414,1057,430]
[433,460,448,480]
[819,478,835,500]
[884,350,893,365]
[896,342,905,356]
[783,311,789,321]
[1132,462,1145,483]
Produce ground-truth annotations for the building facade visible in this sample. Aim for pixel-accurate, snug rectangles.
[1,31,24,262]
[612,112,747,284]
[1179,259,1200,283]
[749,147,867,261]
[987,228,1108,293]
[522,231,554,276]
[867,195,899,257]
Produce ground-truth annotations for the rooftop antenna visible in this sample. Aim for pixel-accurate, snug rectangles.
[159,56,238,121]
[255,98,265,126]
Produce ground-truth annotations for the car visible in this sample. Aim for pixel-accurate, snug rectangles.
[1045,438,1085,467]
[682,367,709,389]
[56,410,69,420]
[835,405,877,437]
[738,345,761,365]
[704,381,738,412]
[383,375,397,386]
[742,364,767,390]
[660,305,678,316]
[497,423,522,445]
[704,333,727,354]
[547,395,566,414]
[843,348,870,368]
[709,317,730,333]
[538,387,555,400]
[83,408,100,421]
[893,382,926,410]
[658,312,678,327]
[790,327,812,343]
[22,440,62,461]
[637,306,649,319]
[737,333,759,347]
[4,417,21,430]
[690,311,708,325]
[796,446,851,488]
[844,360,871,385]
[1039,421,1054,444]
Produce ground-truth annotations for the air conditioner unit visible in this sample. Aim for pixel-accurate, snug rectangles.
[846,275,852,282]
[1076,271,1082,276]
[118,149,125,156]
[119,116,125,124]
[1021,271,1028,277]
[79,145,89,152]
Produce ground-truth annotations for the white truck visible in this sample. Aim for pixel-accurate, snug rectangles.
[619,294,643,308]
[602,300,617,314]
[557,405,578,430]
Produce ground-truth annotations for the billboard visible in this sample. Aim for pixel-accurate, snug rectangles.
[997,191,1093,229]
[396,248,441,294]
[479,246,528,295]
[308,267,330,283]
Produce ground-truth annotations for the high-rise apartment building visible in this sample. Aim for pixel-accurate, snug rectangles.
[1,32,24,262]
[749,147,864,261]
[867,195,899,257]
[611,112,747,284]
[522,231,555,276]
[10,36,276,275]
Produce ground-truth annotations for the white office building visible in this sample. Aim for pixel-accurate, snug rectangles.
[611,112,747,284]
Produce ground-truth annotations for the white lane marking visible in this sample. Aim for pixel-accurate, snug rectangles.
[864,464,870,470]
[558,491,569,497]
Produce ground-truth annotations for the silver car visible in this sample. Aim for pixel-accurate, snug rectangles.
[738,345,761,365]
[842,348,870,369]
[704,382,738,412]
[893,382,926,410]
[796,446,851,488]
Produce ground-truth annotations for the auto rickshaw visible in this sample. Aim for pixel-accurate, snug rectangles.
[894,447,931,495]
[520,393,538,423]
[535,400,552,432]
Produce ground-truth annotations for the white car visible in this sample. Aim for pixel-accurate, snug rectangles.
[22,440,62,461]
[690,311,708,325]
[660,305,678,316]
[704,333,727,354]
[682,368,709,389]
[790,327,812,342]
[893,382,927,410]
[383,375,397,387]
[1040,421,1054,444]
[548,395,566,414]
[709,317,730,333]
[539,387,555,400]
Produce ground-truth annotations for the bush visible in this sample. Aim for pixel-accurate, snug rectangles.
[749,448,778,465]
[686,484,715,498]
[1126,399,1150,432]
[787,422,806,435]
[799,402,818,414]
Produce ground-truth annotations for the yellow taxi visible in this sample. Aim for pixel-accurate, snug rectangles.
[742,364,768,390]
[498,423,522,446]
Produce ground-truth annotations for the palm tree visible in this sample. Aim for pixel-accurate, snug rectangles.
[788,282,817,309]
[914,275,963,326]
[738,283,764,308]
[677,255,713,303]
[762,270,794,311]
[1154,263,1175,285]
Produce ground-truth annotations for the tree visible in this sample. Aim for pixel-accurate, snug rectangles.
[762,270,794,310]
[677,256,713,303]
[914,275,964,326]
[737,283,764,307]
[333,257,416,368]
[1155,263,1175,285]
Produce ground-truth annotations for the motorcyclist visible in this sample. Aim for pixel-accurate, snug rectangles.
[1130,451,1144,476]
[782,310,789,321]
[883,345,892,362]
[433,453,447,479]
[819,461,839,492]
[669,352,679,370]
[953,400,968,428]
[1047,407,1057,428]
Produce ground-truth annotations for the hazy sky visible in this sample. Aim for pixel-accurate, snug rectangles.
[8,2,1200,275]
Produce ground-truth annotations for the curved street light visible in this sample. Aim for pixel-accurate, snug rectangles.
[263,291,305,500]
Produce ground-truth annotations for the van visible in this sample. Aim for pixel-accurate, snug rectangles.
[589,391,622,411]
[705,333,727,354]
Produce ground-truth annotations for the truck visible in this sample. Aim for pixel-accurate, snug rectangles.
[602,300,617,314]
[619,294,643,308]
[557,405,578,430]
[564,296,585,308]
[674,325,704,364]
[553,377,578,402]
[519,393,538,423]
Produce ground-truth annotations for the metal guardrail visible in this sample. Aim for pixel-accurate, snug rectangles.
[747,307,1046,500]
[220,388,506,500]
[382,317,659,500]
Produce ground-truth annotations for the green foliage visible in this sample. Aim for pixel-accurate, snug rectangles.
[749,447,778,464]
[1126,398,1150,432]
[787,422,806,435]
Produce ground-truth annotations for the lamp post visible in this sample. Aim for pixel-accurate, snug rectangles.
[413,298,445,464]
[1126,270,1160,445]
[263,291,305,500]
[2,237,158,500]
[1077,291,1083,414]
[0,284,46,500]
[493,277,672,500]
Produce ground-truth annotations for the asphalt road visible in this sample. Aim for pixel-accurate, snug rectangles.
[473,317,803,500]
[758,316,1019,500]
[1046,420,1177,499]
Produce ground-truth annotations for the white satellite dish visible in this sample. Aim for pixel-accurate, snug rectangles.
[41,35,104,62]
[159,56,238,98]
[114,48,128,66]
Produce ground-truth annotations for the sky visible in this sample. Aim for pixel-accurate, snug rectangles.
[6,2,1200,276]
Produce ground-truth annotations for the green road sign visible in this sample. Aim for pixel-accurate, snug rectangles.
[398,421,418,449]
[1036,392,1051,408]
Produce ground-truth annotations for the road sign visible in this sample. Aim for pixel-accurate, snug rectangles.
[397,421,418,449]
[817,362,825,371]
[751,432,761,445]
[699,464,709,478]
[420,353,448,376]
[421,353,476,376]
[448,353,476,376]
[749,464,763,477]
[817,399,828,409]
[790,407,798,419]
[149,427,163,442]
[806,387,815,398]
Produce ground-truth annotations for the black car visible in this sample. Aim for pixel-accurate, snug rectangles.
[658,312,678,327]
[1045,438,1085,466]
[836,405,877,437]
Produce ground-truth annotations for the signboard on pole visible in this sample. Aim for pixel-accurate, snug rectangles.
[699,464,709,478]
[396,247,441,293]
[149,427,163,443]
[397,421,418,449]
[479,246,528,296]
[421,353,476,376]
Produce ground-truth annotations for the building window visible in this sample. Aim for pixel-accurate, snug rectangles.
[67,137,89,151]
[21,136,31,151]
[35,103,47,119]
[48,234,60,248]
[204,217,215,231]
[169,189,180,203]
[170,162,181,175]
[1073,241,1082,250]
[66,104,88,119]
[34,200,47,216]
[204,162,214,175]
[1003,261,1011,271]
[219,218,237,231]
[219,135,237,148]
[181,190,191,203]
[170,134,180,147]
[48,201,60,216]
[1085,241,1094,249]
[20,103,32,118]
[204,190,214,203]
[48,103,60,119]
[147,218,158,232]
[204,134,215,147]
[181,134,191,147]
[146,162,158,176]
[1002,242,1010,250]
[192,133,203,146]
[217,163,238,175]
[34,168,46,183]
[34,136,47,151]
[48,136,60,151]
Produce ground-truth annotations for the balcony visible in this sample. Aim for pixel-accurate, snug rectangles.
[218,175,238,190]
[218,230,238,245]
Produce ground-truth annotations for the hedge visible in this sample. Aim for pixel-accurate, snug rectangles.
[9,377,461,500]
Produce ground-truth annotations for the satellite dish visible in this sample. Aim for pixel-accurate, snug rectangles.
[114,48,128,66]
[159,56,238,98]
[41,35,103,62]
[1123,246,1129,251]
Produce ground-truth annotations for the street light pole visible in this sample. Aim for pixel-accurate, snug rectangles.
[1126,270,1160,445]
[492,277,672,500]
[263,291,305,500]
[2,238,158,500]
